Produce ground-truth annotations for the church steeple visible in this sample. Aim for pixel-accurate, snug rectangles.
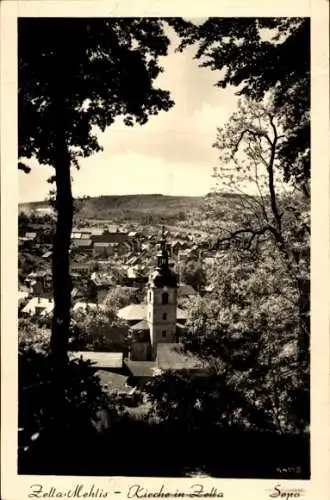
[157,225,169,269]
[147,226,178,360]
[150,226,177,288]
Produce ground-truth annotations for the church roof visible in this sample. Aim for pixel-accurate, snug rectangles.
[157,343,204,371]
[126,361,157,378]
[69,351,123,369]
[117,304,187,322]
[118,304,146,321]
[129,319,150,330]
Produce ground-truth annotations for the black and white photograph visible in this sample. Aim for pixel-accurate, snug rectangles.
[1,1,329,498]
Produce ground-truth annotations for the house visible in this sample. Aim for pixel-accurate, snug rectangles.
[127,267,137,279]
[80,232,93,240]
[71,231,83,240]
[93,242,113,257]
[91,230,132,256]
[170,240,184,255]
[89,227,105,236]
[70,262,92,274]
[41,250,52,260]
[72,302,107,314]
[178,248,194,261]
[35,207,54,216]
[18,236,30,247]
[92,231,129,244]
[71,239,93,249]
[25,232,37,241]
[126,255,140,267]
[21,296,54,317]
[141,242,151,251]
[203,256,217,266]
[25,270,52,297]
[177,283,197,299]
[90,271,113,303]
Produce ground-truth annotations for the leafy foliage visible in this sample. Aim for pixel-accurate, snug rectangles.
[102,286,145,309]
[18,322,116,461]
[70,307,128,353]
[19,318,51,353]
[210,98,310,366]
[19,18,174,167]
[180,261,206,291]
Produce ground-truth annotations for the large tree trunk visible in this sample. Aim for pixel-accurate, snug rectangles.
[48,132,73,433]
[50,141,73,366]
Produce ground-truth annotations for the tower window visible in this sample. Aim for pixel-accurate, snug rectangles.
[162,292,169,305]
[162,313,167,320]
[148,291,151,302]
[162,330,166,338]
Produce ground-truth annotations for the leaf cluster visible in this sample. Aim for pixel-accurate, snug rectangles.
[19,18,174,167]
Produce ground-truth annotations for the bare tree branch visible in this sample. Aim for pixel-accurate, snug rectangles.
[233,128,273,156]
[212,225,275,251]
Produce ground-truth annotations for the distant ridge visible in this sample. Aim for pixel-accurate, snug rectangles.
[19,192,239,208]
[19,192,242,224]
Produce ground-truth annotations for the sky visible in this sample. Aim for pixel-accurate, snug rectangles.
[18,23,240,203]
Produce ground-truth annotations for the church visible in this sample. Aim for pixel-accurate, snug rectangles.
[118,229,186,362]
[116,229,204,380]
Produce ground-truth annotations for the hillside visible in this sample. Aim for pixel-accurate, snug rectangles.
[19,193,245,228]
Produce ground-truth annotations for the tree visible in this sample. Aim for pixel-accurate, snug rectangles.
[180,261,206,291]
[18,18,174,368]
[166,98,310,439]
[102,286,145,309]
[180,247,308,434]
[18,318,117,472]
[170,17,310,193]
[210,98,310,369]
[70,307,129,353]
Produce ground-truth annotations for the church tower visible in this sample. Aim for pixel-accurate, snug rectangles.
[147,227,178,360]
